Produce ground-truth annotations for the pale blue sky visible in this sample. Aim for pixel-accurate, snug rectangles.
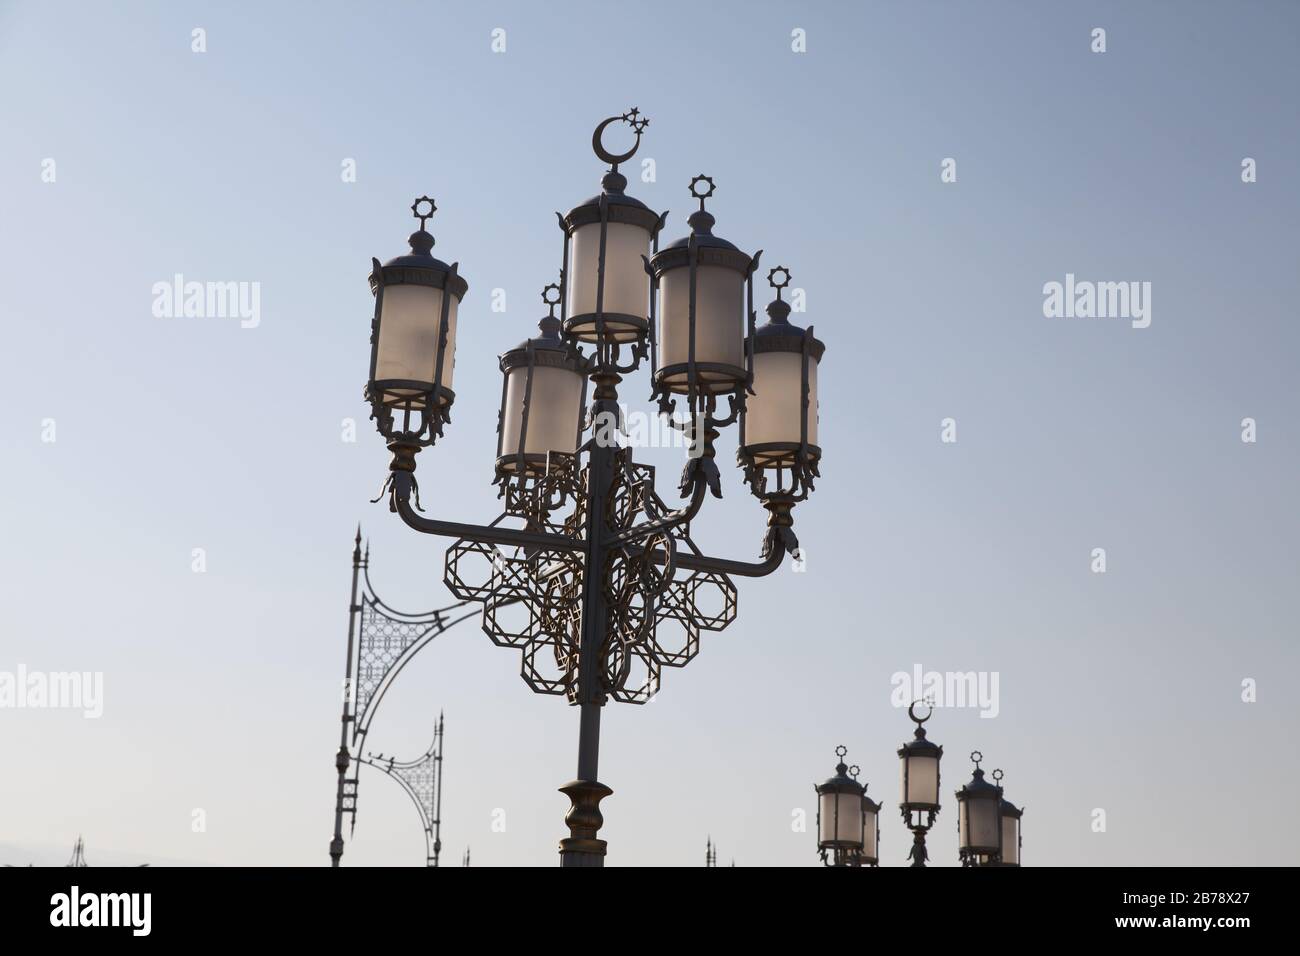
[1,0,1297,866]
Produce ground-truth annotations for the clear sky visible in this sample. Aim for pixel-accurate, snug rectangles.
[2,0,1297,867]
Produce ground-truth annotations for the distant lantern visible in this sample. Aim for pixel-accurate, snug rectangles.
[956,751,1003,867]
[899,702,943,814]
[860,781,882,867]
[897,701,943,867]
[992,769,1023,867]
[815,746,866,867]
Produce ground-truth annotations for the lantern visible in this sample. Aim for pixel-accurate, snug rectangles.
[366,196,468,439]
[956,751,1003,866]
[993,769,1023,867]
[860,786,882,867]
[558,111,662,345]
[650,175,755,403]
[496,283,587,477]
[739,265,824,486]
[898,701,943,818]
[815,746,866,867]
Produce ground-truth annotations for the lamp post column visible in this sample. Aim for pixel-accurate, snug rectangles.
[330,528,363,868]
[559,368,620,867]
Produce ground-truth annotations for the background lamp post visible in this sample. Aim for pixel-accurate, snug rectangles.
[362,110,822,867]
[956,750,1003,867]
[815,711,1023,868]
[815,746,866,867]
[898,701,943,867]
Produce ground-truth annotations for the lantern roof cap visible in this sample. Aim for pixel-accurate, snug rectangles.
[372,196,468,299]
[749,265,826,361]
[388,195,453,271]
[957,752,1002,797]
[817,746,865,796]
[658,174,743,253]
[500,282,586,369]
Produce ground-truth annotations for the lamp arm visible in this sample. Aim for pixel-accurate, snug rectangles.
[604,475,709,548]
[627,520,791,578]
[390,471,583,553]
[672,541,785,578]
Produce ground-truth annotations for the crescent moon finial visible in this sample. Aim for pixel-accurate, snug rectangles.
[592,107,649,168]
[907,699,933,726]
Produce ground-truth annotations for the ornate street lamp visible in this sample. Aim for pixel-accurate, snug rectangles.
[992,769,1023,867]
[363,110,822,867]
[898,701,943,867]
[815,746,866,867]
[956,751,1003,867]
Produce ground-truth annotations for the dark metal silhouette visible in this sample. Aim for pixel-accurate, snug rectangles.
[361,714,445,867]
[362,112,822,867]
[331,530,473,867]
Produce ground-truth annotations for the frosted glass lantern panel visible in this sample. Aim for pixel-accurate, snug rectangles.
[499,364,584,467]
[960,798,1000,851]
[745,351,819,450]
[1001,816,1020,865]
[862,808,878,860]
[818,791,863,846]
[901,755,939,807]
[567,222,651,320]
[658,266,745,384]
[375,284,458,399]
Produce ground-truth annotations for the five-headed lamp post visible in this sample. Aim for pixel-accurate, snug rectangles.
[361,109,824,867]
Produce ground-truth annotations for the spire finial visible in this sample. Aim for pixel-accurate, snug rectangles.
[767,266,791,300]
[538,275,563,338]
[907,699,933,739]
[408,196,437,255]
[411,195,436,230]
[834,743,849,774]
[764,265,793,323]
[687,175,717,235]
[592,108,649,175]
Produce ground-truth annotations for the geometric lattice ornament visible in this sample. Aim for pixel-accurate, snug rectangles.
[443,448,740,705]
